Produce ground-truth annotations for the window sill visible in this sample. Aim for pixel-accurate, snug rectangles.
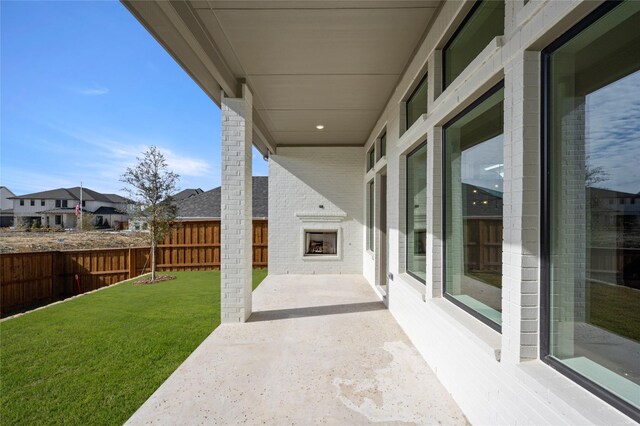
[397,114,429,154]
[374,157,387,173]
[365,168,376,182]
[301,255,341,261]
[515,0,545,31]
[512,360,637,424]
[429,297,502,362]
[397,273,426,300]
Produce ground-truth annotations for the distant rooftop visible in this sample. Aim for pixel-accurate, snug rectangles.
[10,187,128,203]
[173,188,204,201]
[177,177,267,219]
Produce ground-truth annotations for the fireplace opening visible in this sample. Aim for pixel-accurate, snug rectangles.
[304,231,338,256]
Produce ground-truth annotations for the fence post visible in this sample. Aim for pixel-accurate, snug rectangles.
[128,248,137,279]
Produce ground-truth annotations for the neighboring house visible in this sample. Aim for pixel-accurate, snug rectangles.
[10,187,129,230]
[128,188,207,231]
[176,177,267,220]
[0,186,16,227]
[124,1,640,423]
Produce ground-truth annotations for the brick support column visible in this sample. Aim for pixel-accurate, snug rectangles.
[502,51,541,362]
[221,84,253,323]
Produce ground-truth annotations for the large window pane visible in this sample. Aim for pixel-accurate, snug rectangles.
[368,180,375,252]
[406,143,427,282]
[379,131,386,160]
[443,1,504,89]
[444,85,504,328]
[546,1,640,410]
[406,76,428,130]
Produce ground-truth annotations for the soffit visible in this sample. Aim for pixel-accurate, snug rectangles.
[124,1,439,150]
[192,0,438,148]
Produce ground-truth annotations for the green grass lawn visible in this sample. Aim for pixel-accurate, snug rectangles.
[0,269,268,425]
[466,271,502,288]
[589,281,640,342]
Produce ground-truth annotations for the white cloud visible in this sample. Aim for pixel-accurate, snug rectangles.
[585,71,640,194]
[39,123,218,193]
[75,85,109,96]
[161,148,211,177]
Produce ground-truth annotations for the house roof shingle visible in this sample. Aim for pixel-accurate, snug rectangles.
[94,206,127,215]
[9,187,129,203]
[173,188,204,201]
[177,177,267,219]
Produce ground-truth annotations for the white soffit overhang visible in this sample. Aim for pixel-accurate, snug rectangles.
[122,0,440,154]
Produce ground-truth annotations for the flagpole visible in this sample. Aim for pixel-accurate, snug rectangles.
[80,181,83,231]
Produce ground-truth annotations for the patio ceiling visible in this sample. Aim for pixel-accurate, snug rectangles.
[123,1,441,155]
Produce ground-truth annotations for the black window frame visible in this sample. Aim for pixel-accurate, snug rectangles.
[378,130,387,160]
[540,1,639,421]
[20,200,24,206]
[405,140,428,284]
[55,200,61,208]
[405,72,429,132]
[62,200,68,208]
[30,199,35,206]
[40,200,45,206]
[442,79,505,333]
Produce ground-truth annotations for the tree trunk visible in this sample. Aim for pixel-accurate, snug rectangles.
[151,240,157,281]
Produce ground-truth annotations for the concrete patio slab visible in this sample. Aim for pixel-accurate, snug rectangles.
[127,274,467,425]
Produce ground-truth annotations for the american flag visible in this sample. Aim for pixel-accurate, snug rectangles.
[75,204,80,217]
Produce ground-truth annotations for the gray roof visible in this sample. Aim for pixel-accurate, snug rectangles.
[103,193,129,203]
[177,176,268,219]
[37,207,89,215]
[173,188,204,201]
[94,206,127,215]
[10,187,128,203]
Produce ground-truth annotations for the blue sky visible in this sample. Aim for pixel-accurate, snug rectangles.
[1,0,267,197]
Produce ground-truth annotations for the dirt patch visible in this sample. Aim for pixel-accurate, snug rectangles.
[0,230,150,253]
[133,275,176,285]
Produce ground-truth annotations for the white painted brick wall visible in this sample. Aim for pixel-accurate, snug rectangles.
[269,147,364,275]
[221,85,253,323]
[502,50,541,363]
[356,0,636,424]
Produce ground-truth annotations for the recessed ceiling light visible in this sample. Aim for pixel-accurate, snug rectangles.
[316,125,324,130]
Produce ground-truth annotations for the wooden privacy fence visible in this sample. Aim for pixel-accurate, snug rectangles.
[157,219,268,270]
[464,218,503,273]
[0,219,268,316]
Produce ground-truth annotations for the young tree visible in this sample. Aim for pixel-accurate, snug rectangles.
[121,146,179,281]
[78,213,96,231]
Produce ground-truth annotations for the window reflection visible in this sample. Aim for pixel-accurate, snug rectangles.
[444,85,504,327]
[368,180,375,252]
[547,0,640,409]
[443,1,504,89]
[406,76,428,130]
[407,143,427,282]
